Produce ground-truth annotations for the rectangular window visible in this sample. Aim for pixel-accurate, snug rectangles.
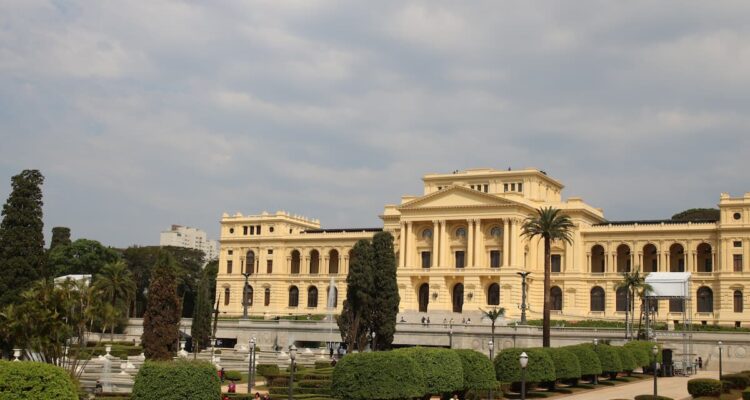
[250,226,255,235]
[243,226,248,235]
[490,250,501,268]
[484,184,489,193]
[517,183,523,192]
[734,241,743,248]
[268,249,273,254]
[504,183,509,192]
[228,250,233,255]
[227,260,233,274]
[734,254,743,272]
[267,260,273,274]
[257,225,261,235]
[511,183,516,191]
[421,251,431,268]
[551,255,561,273]
[455,251,465,268]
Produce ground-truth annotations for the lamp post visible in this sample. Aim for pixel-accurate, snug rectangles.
[718,341,723,381]
[652,345,659,397]
[517,272,531,324]
[248,337,256,394]
[448,322,453,349]
[288,344,297,400]
[520,351,529,400]
[242,269,252,319]
[488,340,494,400]
[593,338,599,385]
[370,331,376,352]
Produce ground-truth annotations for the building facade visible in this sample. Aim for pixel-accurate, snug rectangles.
[160,224,219,261]
[216,168,750,326]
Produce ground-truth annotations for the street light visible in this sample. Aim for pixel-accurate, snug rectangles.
[448,322,453,349]
[488,340,494,400]
[242,267,252,319]
[592,338,599,385]
[652,345,659,397]
[516,272,531,324]
[370,331,376,352]
[248,337,256,394]
[718,341,723,380]
[288,344,297,400]
[520,351,529,400]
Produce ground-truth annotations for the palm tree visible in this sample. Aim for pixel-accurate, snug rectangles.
[93,261,136,341]
[480,307,506,352]
[614,268,648,340]
[521,207,574,347]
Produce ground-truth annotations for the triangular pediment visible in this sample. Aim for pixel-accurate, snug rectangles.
[399,185,519,210]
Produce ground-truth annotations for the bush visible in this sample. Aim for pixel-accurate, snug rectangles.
[223,370,242,381]
[543,348,581,381]
[0,361,78,400]
[722,379,733,393]
[332,351,426,400]
[634,395,673,400]
[743,388,750,400]
[723,373,750,390]
[396,347,463,395]
[132,360,220,400]
[494,348,555,385]
[581,343,622,376]
[454,349,496,393]
[687,378,722,397]
[564,345,602,378]
[257,363,279,377]
[623,341,660,368]
[616,346,637,373]
[315,360,333,369]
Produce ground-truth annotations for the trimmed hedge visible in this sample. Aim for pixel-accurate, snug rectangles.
[132,360,220,400]
[223,370,242,381]
[332,351,426,400]
[743,388,750,400]
[623,341,661,368]
[616,346,637,373]
[454,349,496,392]
[315,360,332,369]
[633,395,673,400]
[543,347,581,381]
[564,345,602,378]
[687,378,722,397]
[257,363,280,378]
[0,361,78,400]
[583,343,622,376]
[396,347,463,395]
[723,373,750,390]
[494,348,555,384]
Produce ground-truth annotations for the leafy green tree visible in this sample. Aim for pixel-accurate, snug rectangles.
[521,207,574,347]
[0,170,46,308]
[190,266,214,353]
[49,227,72,250]
[371,231,399,350]
[671,208,720,222]
[338,239,374,351]
[47,238,120,277]
[93,260,136,340]
[141,251,181,360]
[615,268,650,340]
[480,307,505,352]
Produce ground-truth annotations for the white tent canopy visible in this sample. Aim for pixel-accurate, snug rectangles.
[644,272,691,298]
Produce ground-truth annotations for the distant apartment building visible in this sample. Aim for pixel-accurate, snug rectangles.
[160,225,219,261]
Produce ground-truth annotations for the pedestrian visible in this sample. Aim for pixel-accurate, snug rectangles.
[255,392,261,399]
[698,356,703,369]
[466,318,471,324]
[220,367,225,383]
[95,380,103,394]
[443,318,447,327]
[421,316,426,325]
[228,380,236,393]
[330,346,334,359]
[426,316,430,324]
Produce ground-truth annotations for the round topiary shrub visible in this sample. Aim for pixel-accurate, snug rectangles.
[0,360,78,400]
[543,347,581,382]
[634,395,673,400]
[396,347,463,396]
[582,343,622,378]
[623,341,661,369]
[616,346,637,374]
[132,360,220,400]
[564,345,602,380]
[743,387,750,400]
[223,370,242,381]
[687,378,722,397]
[257,363,280,377]
[494,348,555,386]
[454,349,496,396]
[332,351,426,400]
[723,373,750,390]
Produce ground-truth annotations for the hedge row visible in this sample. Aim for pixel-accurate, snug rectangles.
[0,361,78,400]
[132,360,220,400]
[687,378,722,397]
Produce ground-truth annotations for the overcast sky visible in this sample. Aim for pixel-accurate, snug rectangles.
[1,1,749,248]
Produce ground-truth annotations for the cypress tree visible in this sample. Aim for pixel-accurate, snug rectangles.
[49,227,71,250]
[338,239,373,351]
[0,170,45,307]
[141,251,181,360]
[371,231,399,350]
[190,267,213,352]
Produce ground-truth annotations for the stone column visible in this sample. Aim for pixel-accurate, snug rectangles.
[439,220,447,267]
[475,219,483,267]
[744,238,750,272]
[406,222,413,267]
[586,253,591,272]
[399,222,406,268]
[510,219,517,266]
[467,219,474,267]
[502,219,510,267]
[432,220,439,268]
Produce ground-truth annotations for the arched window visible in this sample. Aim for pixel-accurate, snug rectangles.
[616,244,631,273]
[697,286,713,313]
[452,283,464,313]
[456,227,467,238]
[264,288,271,306]
[291,250,301,274]
[643,243,658,272]
[224,287,230,306]
[487,283,500,306]
[490,226,502,238]
[243,284,253,306]
[327,286,338,308]
[246,250,255,274]
[590,286,605,312]
[310,250,320,274]
[288,286,299,307]
[697,243,712,272]
[591,245,605,273]
[734,290,743,313]
[670,243,685,272]
[422,229,432,239]
[418,283,429,312]
[329,249,339,274]
[550,286,563,311]
[616,287,628,312]
[307,286,318,308]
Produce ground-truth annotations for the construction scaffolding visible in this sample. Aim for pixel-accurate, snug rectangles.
[644,272,694,376]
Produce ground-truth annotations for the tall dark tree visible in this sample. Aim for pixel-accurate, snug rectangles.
[522,207,574,347]
[47,238,120,277]
[371,231,399,350]
[0,170,45,308]
[49,227,72,250]
[141,251,181,360]
[190,265,215,353]
[338,239,374,351]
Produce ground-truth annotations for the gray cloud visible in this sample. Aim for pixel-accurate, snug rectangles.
[1,0,749,247]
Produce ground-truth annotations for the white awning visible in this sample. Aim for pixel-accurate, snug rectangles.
[644,272,691,299]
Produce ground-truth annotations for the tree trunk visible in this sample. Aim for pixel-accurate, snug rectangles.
[543,236,551,348]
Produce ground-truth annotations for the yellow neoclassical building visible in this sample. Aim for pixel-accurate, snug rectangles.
[216,168,750,326]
